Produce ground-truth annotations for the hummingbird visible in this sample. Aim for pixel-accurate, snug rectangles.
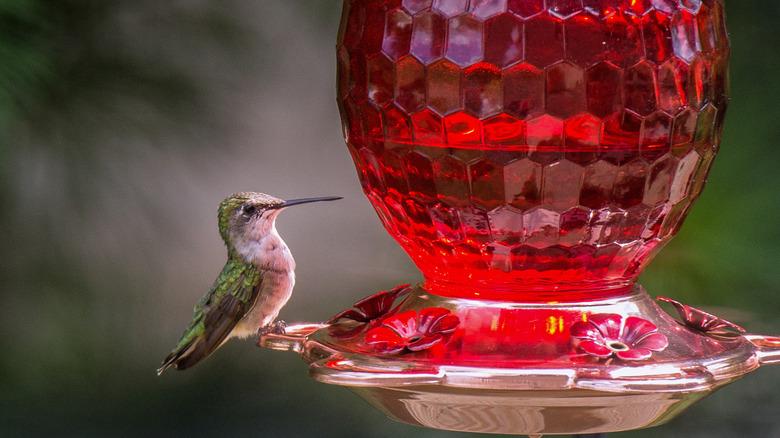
[157,192,341,374]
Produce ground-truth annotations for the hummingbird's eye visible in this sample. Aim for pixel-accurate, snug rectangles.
[241,205,256,217]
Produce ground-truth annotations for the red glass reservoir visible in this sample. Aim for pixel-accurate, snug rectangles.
[259,3,780,434]
[337,0,729,300]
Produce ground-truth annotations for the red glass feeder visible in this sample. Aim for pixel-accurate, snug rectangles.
[260,1,780,435]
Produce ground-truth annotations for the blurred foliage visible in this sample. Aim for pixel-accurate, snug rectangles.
[0,0,286,435]
[0,0,261,187]
[1,0,779,437]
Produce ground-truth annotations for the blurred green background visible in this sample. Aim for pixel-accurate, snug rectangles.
[1,0,778,436]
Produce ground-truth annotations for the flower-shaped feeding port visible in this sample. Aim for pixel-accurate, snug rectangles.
[328,284,411,324]
[365,308,459,355]
[658,296,746,337]
[326,284,411,340]
[570,313,668,361]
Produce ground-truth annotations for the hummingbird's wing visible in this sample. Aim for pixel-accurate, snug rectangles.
[157,259,264,374]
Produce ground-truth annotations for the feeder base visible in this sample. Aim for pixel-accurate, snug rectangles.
[259,284,780,435]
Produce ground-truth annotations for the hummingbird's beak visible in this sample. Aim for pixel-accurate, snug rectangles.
[275,196,343,209]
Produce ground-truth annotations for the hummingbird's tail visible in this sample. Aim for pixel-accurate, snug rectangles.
[157,353,181,375]
[157,307,244,374]
[156,326,231,375]
[157,342,201,375]
[157,337,202,375]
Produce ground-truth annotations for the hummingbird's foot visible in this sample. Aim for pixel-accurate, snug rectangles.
[256,321,287,345]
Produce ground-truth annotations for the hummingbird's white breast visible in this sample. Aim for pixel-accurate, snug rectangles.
[230,218,296,338]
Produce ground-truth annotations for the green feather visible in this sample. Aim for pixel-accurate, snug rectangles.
[158,257,264,374]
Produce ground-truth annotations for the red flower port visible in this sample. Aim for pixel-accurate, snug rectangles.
[570,313,668,361]
[365,308,459,355]
[328,284,412,324]
[658,296,746,336]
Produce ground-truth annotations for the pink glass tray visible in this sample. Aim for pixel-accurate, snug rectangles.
[260,285,780,435]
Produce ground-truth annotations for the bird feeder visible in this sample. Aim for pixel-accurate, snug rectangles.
[260,0,780,435]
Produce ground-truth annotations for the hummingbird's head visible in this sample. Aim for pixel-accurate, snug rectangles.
[218,192,284,245]
[217,192,342,257]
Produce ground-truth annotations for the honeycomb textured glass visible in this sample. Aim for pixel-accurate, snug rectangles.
[337,0,729,299]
